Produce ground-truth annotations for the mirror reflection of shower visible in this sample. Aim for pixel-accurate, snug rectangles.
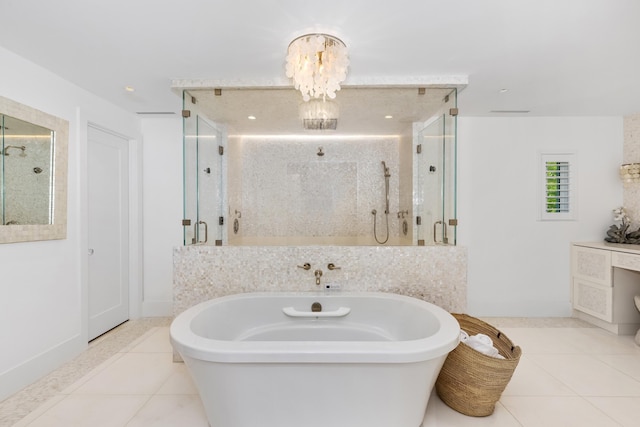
[372,160,390,244]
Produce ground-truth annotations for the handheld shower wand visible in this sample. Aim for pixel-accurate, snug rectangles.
[381,161,390,214]
[373,161,391,244]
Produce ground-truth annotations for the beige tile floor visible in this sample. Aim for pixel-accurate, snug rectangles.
[2,318,640,427]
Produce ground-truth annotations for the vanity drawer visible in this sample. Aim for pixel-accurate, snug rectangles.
[572,278,612,322]
[571,246,612,287]
[612,251,640,272]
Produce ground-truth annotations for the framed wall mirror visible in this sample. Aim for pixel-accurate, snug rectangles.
[0,96,68,243]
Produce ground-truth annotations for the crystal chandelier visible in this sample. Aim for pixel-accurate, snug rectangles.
[299,99,339,130]
[285,33,349,102]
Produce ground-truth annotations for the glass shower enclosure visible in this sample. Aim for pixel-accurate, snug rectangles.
[415,91,457,245]
[181,87,457,246]
[182,92,225,246]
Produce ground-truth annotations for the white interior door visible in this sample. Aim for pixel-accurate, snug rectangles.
[88,125,129,340]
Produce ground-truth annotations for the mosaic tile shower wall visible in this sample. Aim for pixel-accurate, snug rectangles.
[173,245,467,317]
[227,136,414,245]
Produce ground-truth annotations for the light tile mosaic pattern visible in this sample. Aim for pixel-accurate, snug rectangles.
[227,137,410,244]
[6,317,640,427]
[173,245,468,317]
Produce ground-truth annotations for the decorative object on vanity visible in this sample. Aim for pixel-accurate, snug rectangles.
[435,313,521,417]
[605,207,640,244]
[619,163,640,184]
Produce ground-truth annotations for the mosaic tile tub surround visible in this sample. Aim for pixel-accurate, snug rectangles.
[173,245,467,317]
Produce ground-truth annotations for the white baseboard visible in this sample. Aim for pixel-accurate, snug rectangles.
[0,333,85,401]
[468,300,573,318]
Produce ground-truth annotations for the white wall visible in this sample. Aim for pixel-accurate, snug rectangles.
[0,46,141,400]
[141,116,183,316]
[457,116,623,316]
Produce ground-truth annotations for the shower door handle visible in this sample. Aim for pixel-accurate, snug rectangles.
[433,220,442,243]
[198,221,208,244]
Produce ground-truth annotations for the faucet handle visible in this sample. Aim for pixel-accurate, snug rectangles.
[297,263,311,270]
[327,263,341,270]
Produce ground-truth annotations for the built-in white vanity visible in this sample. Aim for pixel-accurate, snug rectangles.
[571,242,640,334]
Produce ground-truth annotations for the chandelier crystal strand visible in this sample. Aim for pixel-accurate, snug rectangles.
[286,34,349,102]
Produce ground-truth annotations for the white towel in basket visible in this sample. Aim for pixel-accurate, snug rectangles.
[460,330,505,359]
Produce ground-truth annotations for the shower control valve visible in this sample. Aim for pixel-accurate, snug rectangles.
[297,263,311,270]
[327,263,341,271]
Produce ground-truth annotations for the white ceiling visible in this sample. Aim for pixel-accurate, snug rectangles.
[0,0,638,118]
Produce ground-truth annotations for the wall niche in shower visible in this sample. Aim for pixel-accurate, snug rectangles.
[179,86,457,247]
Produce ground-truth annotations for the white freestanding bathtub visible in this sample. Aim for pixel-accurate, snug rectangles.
[170,292,460,427]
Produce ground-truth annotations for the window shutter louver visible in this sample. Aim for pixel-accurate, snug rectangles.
[540,153,576,221]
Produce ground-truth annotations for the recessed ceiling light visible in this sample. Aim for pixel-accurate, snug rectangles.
[499,88,509,93]
[248,115,256,120]
[385,115,393,119]
[124,86,135,92]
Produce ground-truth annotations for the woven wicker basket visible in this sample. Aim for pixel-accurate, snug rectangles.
[435,313,522,417]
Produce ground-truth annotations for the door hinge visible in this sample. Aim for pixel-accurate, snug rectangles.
[449,107,459,116]
[214,88,222,96]
[182,110,191,118]
[416,144,422,154]
[182,219,191,226]
[416,216,422,226]
[219,216,224,225]
[218,146,224,155]
[449,219,459,226]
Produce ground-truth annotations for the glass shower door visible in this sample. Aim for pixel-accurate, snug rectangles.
[182,91,224,245]
[416,90,457,245]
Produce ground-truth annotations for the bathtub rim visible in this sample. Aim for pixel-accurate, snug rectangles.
[170,291,460,364]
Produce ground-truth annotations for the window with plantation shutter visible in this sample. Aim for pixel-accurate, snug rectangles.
[540,153,577,221]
